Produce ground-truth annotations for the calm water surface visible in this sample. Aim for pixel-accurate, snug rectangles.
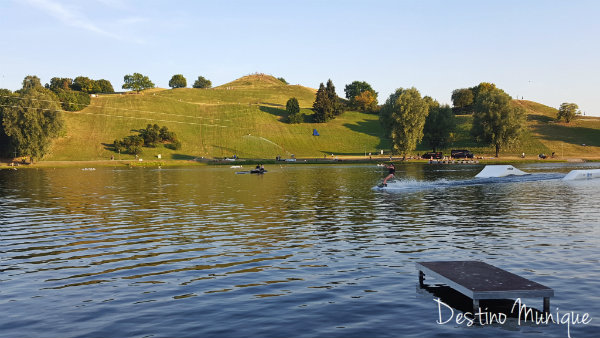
[1,163,599,337]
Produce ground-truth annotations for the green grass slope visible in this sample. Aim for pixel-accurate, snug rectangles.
[46,75,599,161]
[47,75,388,160]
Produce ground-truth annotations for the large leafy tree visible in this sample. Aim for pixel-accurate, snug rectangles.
[471,87,525,157]
[72,76,100,93]
[169,74,187,88]
[556,102,579,123]
[379,87,429,157]
[0,89,17,156]
[46,77,73,91]
[344,81,378,112]
[122,73,155,92]
[96,79,114,93]
[22,75,42,90]
[423,100,455,152]
[2,86,64,162]
[451,88,473,112]
[192,76,212,89]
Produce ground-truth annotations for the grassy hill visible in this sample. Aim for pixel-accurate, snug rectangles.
[47,75,388,161]
[46,75,600,161]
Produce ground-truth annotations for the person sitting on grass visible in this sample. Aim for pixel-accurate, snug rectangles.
[383,163,395,186]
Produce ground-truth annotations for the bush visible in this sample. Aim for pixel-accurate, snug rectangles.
[111,124,180,154]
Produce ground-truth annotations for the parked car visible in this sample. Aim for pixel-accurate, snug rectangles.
[422,152,443,159]
[451,149,474,159]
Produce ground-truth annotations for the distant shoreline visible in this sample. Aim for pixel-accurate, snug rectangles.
[2,156,599,169]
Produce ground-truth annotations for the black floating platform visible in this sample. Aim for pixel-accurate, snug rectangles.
[416,261,554,313]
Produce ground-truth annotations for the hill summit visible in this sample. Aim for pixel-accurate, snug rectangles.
[217,73,288,89]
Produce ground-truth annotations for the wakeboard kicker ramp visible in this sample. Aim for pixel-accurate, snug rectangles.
[474,165,529,178]
[562,168,600,181]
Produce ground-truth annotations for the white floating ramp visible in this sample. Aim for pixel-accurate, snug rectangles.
[475,165,529,178]
[562,169,600,181]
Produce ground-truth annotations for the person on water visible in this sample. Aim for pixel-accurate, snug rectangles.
[383,163,395,186]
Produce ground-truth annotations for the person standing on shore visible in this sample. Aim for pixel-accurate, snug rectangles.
[383,163,395,186]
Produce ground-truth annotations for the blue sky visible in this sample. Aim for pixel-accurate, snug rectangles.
[1,0,599,115]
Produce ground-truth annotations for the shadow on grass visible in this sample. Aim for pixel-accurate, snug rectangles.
[170,154,196,160]
[527,113,554,123]
[259,105,314,123]
[102,142,116,152]
[341,120,389,151]
[532,124,600,147]
[259,105,286,122]
[259,102,284,107]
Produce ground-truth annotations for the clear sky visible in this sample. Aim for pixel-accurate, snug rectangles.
[1,0,599,115]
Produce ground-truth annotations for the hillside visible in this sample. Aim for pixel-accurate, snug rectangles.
[45,76,600,161]
[47,75,388,161]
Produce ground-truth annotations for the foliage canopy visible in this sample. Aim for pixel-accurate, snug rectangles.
[122,73,155,92]
[470,87,525,157]
[169,74,187,89]
[556,102,579,123]
[379,87,429,156]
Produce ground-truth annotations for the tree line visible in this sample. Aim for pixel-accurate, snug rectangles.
[284,78,581,157]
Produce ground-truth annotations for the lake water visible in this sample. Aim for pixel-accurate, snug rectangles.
[1,163,599,337]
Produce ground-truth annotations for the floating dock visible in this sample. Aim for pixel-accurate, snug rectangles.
[416,261,553,313]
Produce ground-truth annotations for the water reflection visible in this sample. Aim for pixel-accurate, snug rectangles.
[0,163,599,337]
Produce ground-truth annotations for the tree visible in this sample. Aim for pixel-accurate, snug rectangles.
[344,81,378,112]
[122,73,155,92]
[423,101,455,152]
[46,77,73,91]
[379,87,429,157]
[277,77,288,85]
[451,88,473,111]
[54,89,90,111]
[470,82,496,103]
[353,90,378,113]
[72,76,100,93]
[192,76,212,89]
[557,102,579,123]
[312,83,333,123]
[1,87,64,162]
[96,79,114,93]
[140,123,161,147]
[22,75,42,90]
[286,97,302,124]
[325,79,344,116]
[0,89,16,157]
[169,74,187,89]
[471,87,525,157]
